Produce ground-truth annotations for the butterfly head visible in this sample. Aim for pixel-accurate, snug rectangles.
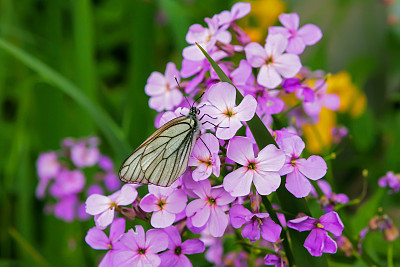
[190,106,200,116]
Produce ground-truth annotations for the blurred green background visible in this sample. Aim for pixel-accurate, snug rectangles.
[1,0,400,266]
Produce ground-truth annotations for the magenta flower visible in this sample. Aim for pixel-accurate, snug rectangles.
[245,34,302,89]
[201,82,257,140]
[139,185,187,228]
[183,15,231,61]
[216,2,251,27]
[229,204,282,242]
[378,171,400,193]
[71,141,100,168]
[86,184,138,229]
[223,137,285,196]
[99,156,114,172]
[186,179,235,237]
[278,135,327,198]
[287,211,344,257]
[54,195,77,222]
[50,169,85,198]
[114,225,168,267]
[159,226,205,267]
[188,133,221,181]
[85,218,127,267]
[269,13,323,55]
[37,152,61,180]
[314,180,349,212]
[282,77,315,102]
[145,62,183,112]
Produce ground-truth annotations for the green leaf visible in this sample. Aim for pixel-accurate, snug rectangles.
[196,43,328,267]
[0,38,130,159]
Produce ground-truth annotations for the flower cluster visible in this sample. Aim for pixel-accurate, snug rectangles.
[36,137,121,221]
[34,2,362,266]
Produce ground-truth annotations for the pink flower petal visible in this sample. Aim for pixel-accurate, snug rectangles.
[227,136,254,166]
[116,184,138,206]
[231,60,253,85]
[278,135,305,158]
[279,160,295,176]
[279,13,299,31]
[165,62,180,86]
[286,168,312,198]
[85,227,109,249]
[319,211,344,236]
[257,144,285,172]
[132,225,146,248]
[231,2,251,20]
[96,209,115,229]
[146,229,168,253]
[287,216,317,231]
[223,167,253,197]
[186,24,207,44]
[139,194,158,212]
[286,36,306,55]
[297,156,327,180]
[260,217,282,242]
[85,194,111,215]
[304,229,325,257]
[109,218,126,242]
[190,206,211,228]
[229,204,252,228]
[151,210,176,228]
[273,53,301,78]
[209,207,228,237]
[181,239,205,254]
[257,64,282,89]
[159,251,179,267]
[322,234,338,254]
[253,171,281,195]
[207,82,236,112]
[165,189,187,213]
[213,187,235,206]
[113,251,138,266]
[145,72,166,94]
[298,24,323,45]
[265,34,288,58]
[182,44,205,61]
[245,42,267,68]
[320,93,340,111]
[235,95,257,122]
[185,199,204,217]
[215,117,243,140]
[268,26,290,38]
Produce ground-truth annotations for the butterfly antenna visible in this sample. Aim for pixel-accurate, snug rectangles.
[199,136,212,157]
[175,76,191,107]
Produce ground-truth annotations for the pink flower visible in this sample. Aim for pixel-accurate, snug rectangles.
[145,62,183,112]
[188,133,221,181]
[186,179,235,237]
[50,169,86,198]
[245,34,302,89]
[37,152,61,180]
[269,13,323,55]
[287,211,344,257]
[277,135,327,198]
[71,141,100,168]
[114,225,168,267]
[54,195,78,222]
[85,218,127,267]
[201,82,257,140]
[223,137,285,196]
[159,226,205,267]
[183,15,231,61]
[139,185,187,228]
[229,204,282,242]
[85,184,138,229]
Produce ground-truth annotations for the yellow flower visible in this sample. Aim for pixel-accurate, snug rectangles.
[240,0,286,43]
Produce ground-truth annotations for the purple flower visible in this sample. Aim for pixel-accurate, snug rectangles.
[114,225,168,267]
[54,195,77,222]
[186,179,235,237]
[287,211,344,257]
[85,218,127,267]
[229,204,282,242]
[314,180,349,212]
[245,34,302,89]
[145,62,183,112]
[50,169,86,198]
[183,15,231,61]
[223,137,285,196]
[86,184,138,229]
[303,79,340,118]
[282,77,315,102]
[201,82,257,140]
[140,185,187,228]
[104,173,122,191]
[378,171,400,193]
[278,135,327,198]
[159,226,205,267]
[71,141,100,168]
[99,156,114,172]
[188,133,221,181]
[37,152,61,180]
[269,13,323,55]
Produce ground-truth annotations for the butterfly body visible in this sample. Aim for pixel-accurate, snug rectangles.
[119,107,201,187]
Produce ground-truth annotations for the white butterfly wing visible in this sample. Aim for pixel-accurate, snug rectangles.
[119,115,200,187]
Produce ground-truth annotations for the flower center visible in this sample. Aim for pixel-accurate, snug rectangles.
[110,201,118,210]
[157,199,166,210]
[138,248,146,255]
[247,162,257,170]
[290,160,297,167]
[108,243,113,249]
[200,158,212,166]
[266,56,274,65]
[316,223,324,229]
[207,197,216,206]
[174,246,182,255]
[224,108,234,117]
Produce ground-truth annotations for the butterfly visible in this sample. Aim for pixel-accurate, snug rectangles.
[118,106,202,187]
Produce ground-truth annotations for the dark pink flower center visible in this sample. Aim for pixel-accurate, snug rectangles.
[174,246,182,255]
[207,197,216,206]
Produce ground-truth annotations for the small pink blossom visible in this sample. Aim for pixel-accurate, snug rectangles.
[139,185,187,228]
[37,152,61,180]
[188,133,221,181]
[277,135,327,198]
[50,169,86,198]
[201,82,257,140]
[86,184,138,229]
[269,13,323,55]
[223,137,285,196]
[114,225,168,267]
[245,34,302,89]
[71,141,100,168]
[145,62,183,112]
[186,179,235,237]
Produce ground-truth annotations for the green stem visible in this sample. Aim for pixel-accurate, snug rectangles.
[387,242,393,267]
